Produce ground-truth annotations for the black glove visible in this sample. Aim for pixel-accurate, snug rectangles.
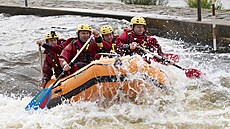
[42,43,52,51]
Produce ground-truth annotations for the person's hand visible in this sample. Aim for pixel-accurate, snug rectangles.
[97,43,103,48]
[63,64,71,71]
[130,42,137,50]
[37,40,44,46]
[161,57,171,65]
[40,80,47,89]
[92,29,100,38]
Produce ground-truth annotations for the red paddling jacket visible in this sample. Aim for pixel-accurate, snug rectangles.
[94,35,117,59]
[115,28,164,56]
[42,39,67,82]
[59,37,99,73]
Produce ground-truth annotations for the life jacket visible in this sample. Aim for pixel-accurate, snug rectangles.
[100,34,117,53]
[46,53,62,76]
[71,38,93,64]
[44,38,67,77]
[111,35,118,52]
[127,31,148,47]
[122,31,148,55]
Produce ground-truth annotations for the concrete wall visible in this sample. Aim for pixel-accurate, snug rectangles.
[0,5,229,52]
[146,18,230,49]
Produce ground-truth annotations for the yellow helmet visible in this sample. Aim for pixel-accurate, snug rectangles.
[45,31,58,40]
[76,23,92,33]
[100,25,113,35]
[130,16,146,26]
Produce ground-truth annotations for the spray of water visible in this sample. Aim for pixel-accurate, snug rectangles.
[0,14,229,128]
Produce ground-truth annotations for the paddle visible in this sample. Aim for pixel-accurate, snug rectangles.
[25,34,94,111]
[150,53,179,63]
[137,46,202,79]
[97,52,120,57]
[38,45,43,90]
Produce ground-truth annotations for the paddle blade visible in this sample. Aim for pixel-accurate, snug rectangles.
[185,68,202,78]
[25,89,47,110]
[25,87,52,111]
[39,91,51,109]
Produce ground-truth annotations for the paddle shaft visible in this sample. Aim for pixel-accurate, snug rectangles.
[70,35,94,65]
[137,46,202,78]
[38,45,43,77]
[137,46,185,70]
[97,53,120,57]
[172,64,185,70]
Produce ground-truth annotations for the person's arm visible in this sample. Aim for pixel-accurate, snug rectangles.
[59,43,74,71]
[37,38,71,54]
[147,37,164,56]
[36,40,56,52]
[146,37,170,64]
[92,29,104,52]
[95,36,103,51]
[115,31,130,55]
[46,38,73,54]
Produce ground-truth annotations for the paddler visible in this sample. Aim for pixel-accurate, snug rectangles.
[115,16,179,64]
[59,23,103,73]
[37,31,68,88]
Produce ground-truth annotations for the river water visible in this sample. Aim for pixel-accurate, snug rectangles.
[0,14,229,128]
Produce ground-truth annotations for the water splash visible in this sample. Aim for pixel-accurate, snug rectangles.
[0,14,229,128]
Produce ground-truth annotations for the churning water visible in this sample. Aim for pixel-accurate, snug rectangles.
[0,14,229,128]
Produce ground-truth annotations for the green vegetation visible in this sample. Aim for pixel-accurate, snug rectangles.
[186,0,222,9]
[120,0,168,5]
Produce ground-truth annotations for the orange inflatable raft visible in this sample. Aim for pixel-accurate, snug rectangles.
[45,55,169,108]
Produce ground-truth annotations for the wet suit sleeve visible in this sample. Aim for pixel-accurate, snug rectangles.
[42,43,63,54]
[147,37,164,56]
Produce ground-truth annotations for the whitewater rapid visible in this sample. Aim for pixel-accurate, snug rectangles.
[0,14,229,128]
